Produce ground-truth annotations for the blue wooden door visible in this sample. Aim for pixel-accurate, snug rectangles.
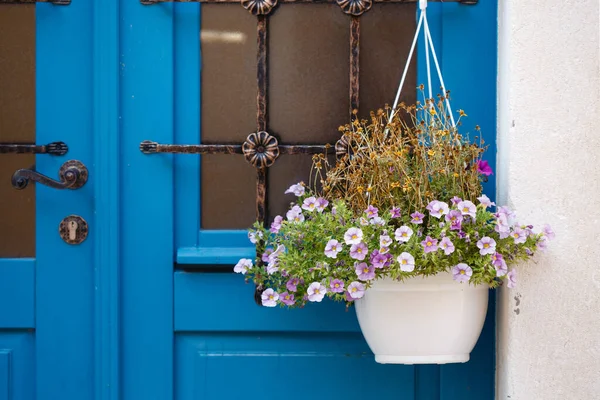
[0,1,496,399]
[121,1,499,400]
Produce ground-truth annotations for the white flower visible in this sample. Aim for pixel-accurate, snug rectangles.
[261,288,279,307]
[234,258,253,274]
[396,252,415,272]
[344,228,364,245]
[307,282,327,302]
[394,226,413,243]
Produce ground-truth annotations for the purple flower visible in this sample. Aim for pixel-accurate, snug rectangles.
[261,248,273,263]
[248,230,263,244]
[270,215,283,233]
[355,262,375,281]
[537,235,549,250]
[266,260,279,275]
[426,200,449,218]
[268,244,285,262]
[457,200,477,218]
[365,205,379,218]
[421,236,439,253]
[477,237,497,255]
[307,282,327,302]
[233,258,252,274]
[390,207,402,218]
[359,217,369,226]
[543,224,555,240]
[370,217,385,226]
[380,235,393,248]
[316,197,329,212]
[348,281,366,299]
[507,269,517,288]
[301,196,318,212]
[350,242,368,260]
[495,259,508,277]
[477,160,493,176]
[286,278,300,292]
[395,226,413,242]
[458,230,470,242]
[284,183,305,197]
[445,210,463,231]
[410,211,425,224]
[345,291,355,302]
[491,252,504,267]
[370,251,392,269]
[280,292,296,306]
[495,213,511,238]
[511,227,527,244]
[261,288,279,307]
[452,263,473,283]
[330,279,345,293]
[439,237,455,255]
[286,205,305,223]
[397,252,415,272]
[477,194,495,208]
[324,239,343,259]
[344,227,364,245]
[451,196,463,205]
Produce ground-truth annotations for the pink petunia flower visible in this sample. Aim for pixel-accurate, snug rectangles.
[439,237,455,255]
[511,227,527,244]
[347,281,366,299]
[330,279,345,293]
[380,235,393,248]
[280,292,296,306]
[270,215,283,233]
[350,242,368,261]
[301,196,318,212]
[233,258,252,274]
[394,226,413,242]
[365,205,379,219]
[286,205,305,223]
[261,288,279,307]
[284,183,305,197]
[445,210,463,231]
[427,200,449,218]
[316,197,329,212]
[390,207,402,218]
[411,211,425,224]
[477,194,495,208]
[355,262,375,280]
[477,160,493,176]
[452,263,473,283]
[324,239,343,259]
[397,252,415,272]
[477,237,497,255]
[507,269,517,288]
[344,227,364,245]
[421,236,439,253]
[307,282,327,302]
[457,200,477,219]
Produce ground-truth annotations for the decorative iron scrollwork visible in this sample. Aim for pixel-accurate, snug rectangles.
[11,160,88,190]
[242,131,280,168]
[241,0,277,15]
[336,0,372,16]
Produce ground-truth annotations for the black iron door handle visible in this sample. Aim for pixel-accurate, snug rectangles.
[11,160,88,190]
[0,141,68,156]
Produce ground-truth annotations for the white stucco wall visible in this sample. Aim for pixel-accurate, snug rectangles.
[496,0,600,399]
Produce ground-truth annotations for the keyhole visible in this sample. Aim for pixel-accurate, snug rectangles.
[68,220,78,241]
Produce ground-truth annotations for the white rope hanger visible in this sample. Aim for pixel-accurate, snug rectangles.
[389,0,456,128]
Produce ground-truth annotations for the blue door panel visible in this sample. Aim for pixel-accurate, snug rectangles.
[0,260,34,329]
[175,333,415,400]
[0,333,35,400]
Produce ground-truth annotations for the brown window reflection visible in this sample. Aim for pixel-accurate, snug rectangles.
[0,5,36,257]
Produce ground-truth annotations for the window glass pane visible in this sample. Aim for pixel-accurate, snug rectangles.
[0,5,36,257]
[360,4,417,116]
[201,156,255,229]
[201,4,257,143]
[269,5,349,144]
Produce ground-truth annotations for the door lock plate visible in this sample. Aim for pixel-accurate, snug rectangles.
[59,215,88,245]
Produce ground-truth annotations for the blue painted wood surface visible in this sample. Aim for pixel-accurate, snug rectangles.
[36,2,95,399]
[120,1,175,399]
[0,333,34,400]
[0,260,34,329]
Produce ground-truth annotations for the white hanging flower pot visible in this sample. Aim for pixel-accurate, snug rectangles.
[355,272,489,364]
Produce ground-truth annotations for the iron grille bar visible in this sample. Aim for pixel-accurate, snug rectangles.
[0,141,68,155]
[257,16,268,132]
[350,16,360,117]
[140,141,334,156]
